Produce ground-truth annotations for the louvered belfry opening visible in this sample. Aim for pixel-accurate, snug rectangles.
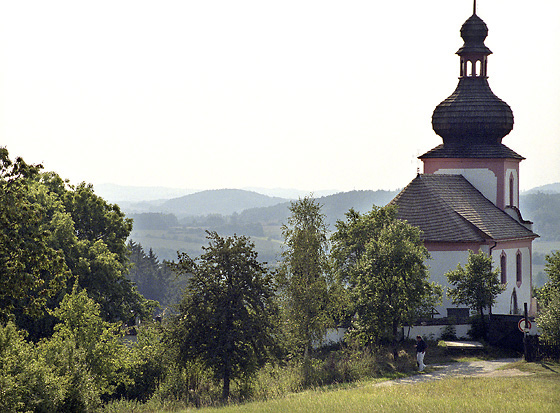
[431,12,514,147]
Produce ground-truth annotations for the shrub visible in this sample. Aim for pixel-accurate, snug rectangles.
[0,322,65,412]
[440,324,457,341]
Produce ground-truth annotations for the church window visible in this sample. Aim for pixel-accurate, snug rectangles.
[500,252,507,284]
[516,251,522,286]
[509,173,515,206]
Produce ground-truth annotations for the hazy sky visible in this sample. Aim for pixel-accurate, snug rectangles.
[1,1,559,193]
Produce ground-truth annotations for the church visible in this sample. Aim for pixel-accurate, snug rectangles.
[389,6,538,319]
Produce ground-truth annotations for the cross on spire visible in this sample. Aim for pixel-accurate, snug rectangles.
[473,0,477,15]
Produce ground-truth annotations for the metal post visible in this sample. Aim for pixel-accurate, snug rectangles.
[523,302,531,362]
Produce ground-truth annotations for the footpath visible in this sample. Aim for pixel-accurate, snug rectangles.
[375,358,530,387]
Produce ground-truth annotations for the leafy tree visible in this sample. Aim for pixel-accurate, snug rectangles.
[127,241,186,312]
[445,249,506,338]
[2,148,153,337]
[278,196,330,382]
[0,322,64,412]
[332,205,442,355]
[0,148,69,321]
[536,251,560,346]
[166,231,278,401]
[536,251,560,307]
[40,284,129,410]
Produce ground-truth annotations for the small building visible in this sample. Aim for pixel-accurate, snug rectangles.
[389,8,538,319]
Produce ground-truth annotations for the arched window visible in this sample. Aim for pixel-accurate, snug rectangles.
[500,252,507,284]
[516,251,522,286]
[475,60,482,76]
[509,173,515,206]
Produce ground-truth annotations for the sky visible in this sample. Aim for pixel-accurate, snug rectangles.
[1,1,559,193]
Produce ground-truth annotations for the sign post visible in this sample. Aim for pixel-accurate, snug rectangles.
[523,303,533,362]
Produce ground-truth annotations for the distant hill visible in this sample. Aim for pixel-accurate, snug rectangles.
[158,189,289,217]
[95,183,196,203]
[523,182,560,194]
[242,187,340,199]
[239,189,399,227]
[520,192,560,241]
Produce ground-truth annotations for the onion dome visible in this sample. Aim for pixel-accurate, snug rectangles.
[431,12,514,146]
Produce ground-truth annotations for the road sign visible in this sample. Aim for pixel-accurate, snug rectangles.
[518,318,532,333]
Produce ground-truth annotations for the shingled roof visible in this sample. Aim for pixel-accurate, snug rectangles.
[389,174,537,243]
[420,143,524,160]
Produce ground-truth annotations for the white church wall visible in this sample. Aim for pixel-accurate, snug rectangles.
[406,324,472,341]
[434,168,497,204]
[492,245,532,315]
[427,249,472,317]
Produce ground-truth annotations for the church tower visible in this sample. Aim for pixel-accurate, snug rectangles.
[389,4,538,318]
[420,6,528,225]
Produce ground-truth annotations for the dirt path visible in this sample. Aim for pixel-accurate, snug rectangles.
[375,358,531,387]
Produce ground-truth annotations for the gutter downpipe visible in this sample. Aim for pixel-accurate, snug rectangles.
[488,241,498,316]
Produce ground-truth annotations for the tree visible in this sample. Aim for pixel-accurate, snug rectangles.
[0,148,69,321]
[331,205,442,356]
[127,241,186,312]
[536,251,560,347]
[445,249,506,338]
[1,148,154,337]
[278,196,330,382]
[536,251,560,307]
[167,231,278,401]
[40,284,129,410]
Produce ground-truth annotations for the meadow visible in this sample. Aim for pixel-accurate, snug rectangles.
[104,341,560,413]
[197,361,560,413]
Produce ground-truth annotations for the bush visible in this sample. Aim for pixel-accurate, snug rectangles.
[440,324,457,341]
[0,322,65,412]
[468,317,487,340]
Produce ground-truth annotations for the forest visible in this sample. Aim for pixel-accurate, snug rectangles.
[2,147,559,412]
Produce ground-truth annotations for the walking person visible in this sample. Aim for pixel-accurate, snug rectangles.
[416,335,427,372]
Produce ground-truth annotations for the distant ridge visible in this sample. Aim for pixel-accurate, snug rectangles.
[95,183,196,203]
[239,189,399,227]
[523,182,560,194]
[159,189,288,217]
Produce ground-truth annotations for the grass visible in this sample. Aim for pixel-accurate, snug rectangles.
[195,361,560,413]
[103,344,556,413]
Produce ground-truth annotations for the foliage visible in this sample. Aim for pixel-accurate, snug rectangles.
[536,250,560,307]
[127,240,187,313]
[536,251,560,347]
[115,322,170,402]
[0,148,69,321]
[0,322,65,412]
[166,231,279,401]
[278,196,331,383]
[1,148,154,338]
[39,285,129,410]
[331,205,442,352]
[0,286,133,412]
[446,250,506,318]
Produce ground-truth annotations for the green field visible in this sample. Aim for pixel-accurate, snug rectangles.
[129,225,284,263]
[196,361,560,413]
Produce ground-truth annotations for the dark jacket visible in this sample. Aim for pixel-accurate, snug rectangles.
[416,339,427,353]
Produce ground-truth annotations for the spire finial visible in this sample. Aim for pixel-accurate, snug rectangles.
[473,0,477,15]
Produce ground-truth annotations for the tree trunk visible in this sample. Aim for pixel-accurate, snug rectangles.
[303,342,311,386]
[479,306,487,340]
[222,368,230,403]
[392,320,399,359]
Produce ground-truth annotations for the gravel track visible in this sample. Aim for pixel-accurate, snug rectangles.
[375,358,530,387]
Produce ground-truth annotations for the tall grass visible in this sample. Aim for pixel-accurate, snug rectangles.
[199,362,560,413]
